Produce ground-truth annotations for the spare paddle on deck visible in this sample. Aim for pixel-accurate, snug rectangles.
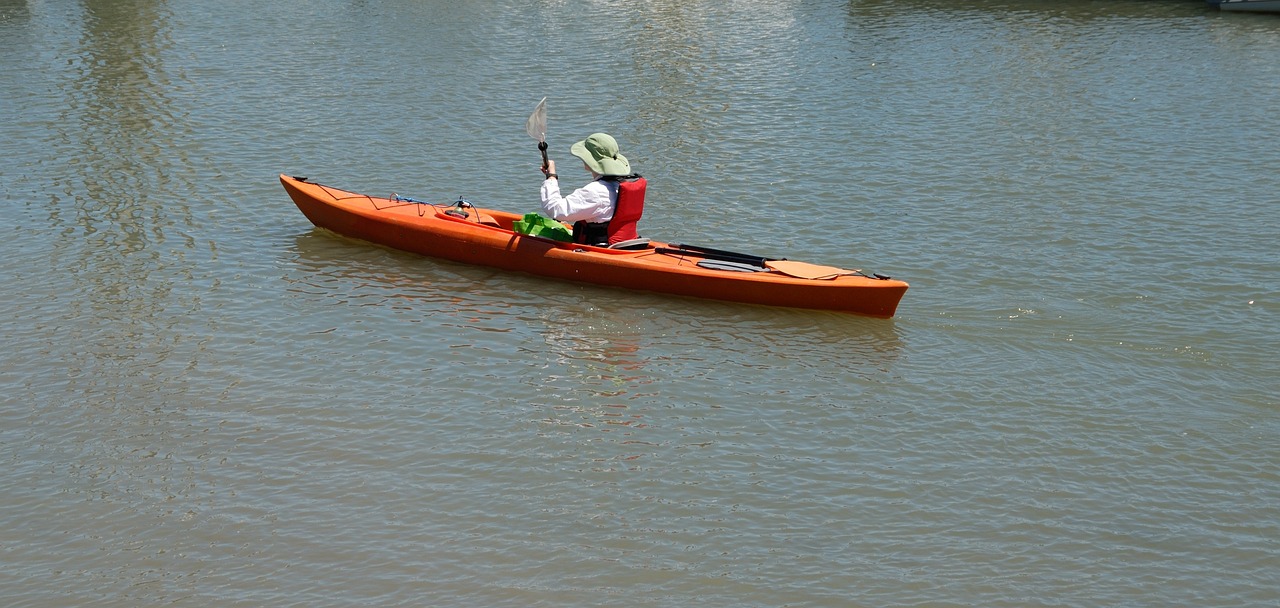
[665,244,783,267]
[697,259,767,273]
[525,97,549,174]
[657,246,771,268]
[765,260,857,280]
[674,243,779,266]
[661,244,861,279]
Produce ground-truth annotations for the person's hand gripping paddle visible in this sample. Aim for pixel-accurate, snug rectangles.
[525,97,549,176]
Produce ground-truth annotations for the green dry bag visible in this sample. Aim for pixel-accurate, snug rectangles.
[512,213,572,242]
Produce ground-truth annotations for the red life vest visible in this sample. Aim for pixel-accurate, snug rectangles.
[605,174,646,245]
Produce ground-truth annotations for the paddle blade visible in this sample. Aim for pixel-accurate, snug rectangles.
[765,260,855,280]
[525,97,547,142]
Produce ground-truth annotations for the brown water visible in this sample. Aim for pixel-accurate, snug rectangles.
[2,0,1278,606]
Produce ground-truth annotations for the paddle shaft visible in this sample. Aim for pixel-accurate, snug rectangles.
[671,243,780,266]
[658,245,776,268]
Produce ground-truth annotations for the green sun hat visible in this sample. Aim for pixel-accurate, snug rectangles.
[570,133,631,176]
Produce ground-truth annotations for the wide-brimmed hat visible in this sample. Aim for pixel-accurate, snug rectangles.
[570,133,630,176]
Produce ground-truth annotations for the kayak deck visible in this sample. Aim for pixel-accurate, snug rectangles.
[280,174,908,317]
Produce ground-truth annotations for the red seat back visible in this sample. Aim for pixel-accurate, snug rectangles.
[607,175,646,245]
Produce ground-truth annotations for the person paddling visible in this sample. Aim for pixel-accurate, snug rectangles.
[540,133,636,245]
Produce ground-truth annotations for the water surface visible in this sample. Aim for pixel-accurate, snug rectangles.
[2,0,1277,606]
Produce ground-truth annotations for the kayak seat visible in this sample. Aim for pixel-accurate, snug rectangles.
[608,238,651,250]
[605,174,646,246]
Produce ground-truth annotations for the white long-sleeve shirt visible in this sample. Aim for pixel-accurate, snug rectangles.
[540,178,617,224]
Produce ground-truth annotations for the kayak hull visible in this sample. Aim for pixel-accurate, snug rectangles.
[280,175,908,317]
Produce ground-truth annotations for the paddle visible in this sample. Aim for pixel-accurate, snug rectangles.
[525,97,549,175]
[674,243,780,266]
[660,244,868,279]
[656,245,772,267]
[764,260,857,280]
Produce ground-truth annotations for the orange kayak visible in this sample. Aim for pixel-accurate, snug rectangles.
[280,175,908,317]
